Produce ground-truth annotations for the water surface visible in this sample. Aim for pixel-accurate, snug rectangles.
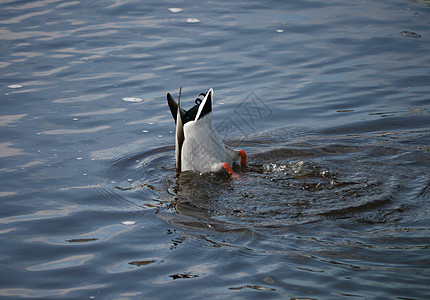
[1,0,430,299]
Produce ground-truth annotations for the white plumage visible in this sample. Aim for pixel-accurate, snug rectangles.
[167,88,246,175]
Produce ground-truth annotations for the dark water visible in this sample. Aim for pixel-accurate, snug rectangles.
[1,0,430,299]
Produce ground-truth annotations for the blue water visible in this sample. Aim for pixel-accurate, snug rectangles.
[1,0,430,299]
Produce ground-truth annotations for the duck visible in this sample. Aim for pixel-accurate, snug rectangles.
[167,87,246,176]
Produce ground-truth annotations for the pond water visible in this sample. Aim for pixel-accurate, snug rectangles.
[1,0,430,299]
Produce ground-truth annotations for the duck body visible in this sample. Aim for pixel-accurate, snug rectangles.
[182,112,240,172]
[167,88,246,174]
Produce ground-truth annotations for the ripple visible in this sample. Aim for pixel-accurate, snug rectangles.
[0,142,25,158]
[0,192,16,197]
[72,108,127,116]
[106,258,161,273]
[0,207,73,224]
[1,1,429,299]
[157,129,423,232]
[229,285,276,291]
[25,224,137,246]
[170,273,199,280]
[400,31,421,38]
[0,285,106,298]
[40,125,111,135]
[27,254,94,271]
[7,84,23,89]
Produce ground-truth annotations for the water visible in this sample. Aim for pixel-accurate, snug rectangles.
[1,0,429,299]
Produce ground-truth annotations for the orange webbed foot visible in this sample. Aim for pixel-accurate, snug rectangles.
[238,150,246,166]
[222,162,239,180]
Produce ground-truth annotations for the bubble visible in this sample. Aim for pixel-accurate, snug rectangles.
[122,97,143,103]
[168,8,183,13]
[121,221,136,226]
[186,18,200,23]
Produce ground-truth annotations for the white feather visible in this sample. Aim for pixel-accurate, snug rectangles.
[181,113,238,172]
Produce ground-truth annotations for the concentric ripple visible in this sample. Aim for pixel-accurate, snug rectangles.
[109,128,424,234]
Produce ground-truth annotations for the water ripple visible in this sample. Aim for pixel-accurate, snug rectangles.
[1,0,429,298]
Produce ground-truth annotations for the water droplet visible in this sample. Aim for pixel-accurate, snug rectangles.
[186,18,200,23]
[76,157,83,160]
[276,29,284,33]
[122,97,143,103]
[168,8,183,13]
[158,135,163,138]
[73,118,79,121]
[8,84,23,89]
[142,130,149,133]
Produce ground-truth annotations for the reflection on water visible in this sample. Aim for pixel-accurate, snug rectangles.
[0,142,25,158]
[1,0,430,298]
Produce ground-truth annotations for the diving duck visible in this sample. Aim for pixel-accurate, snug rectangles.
[167,87,246,176]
